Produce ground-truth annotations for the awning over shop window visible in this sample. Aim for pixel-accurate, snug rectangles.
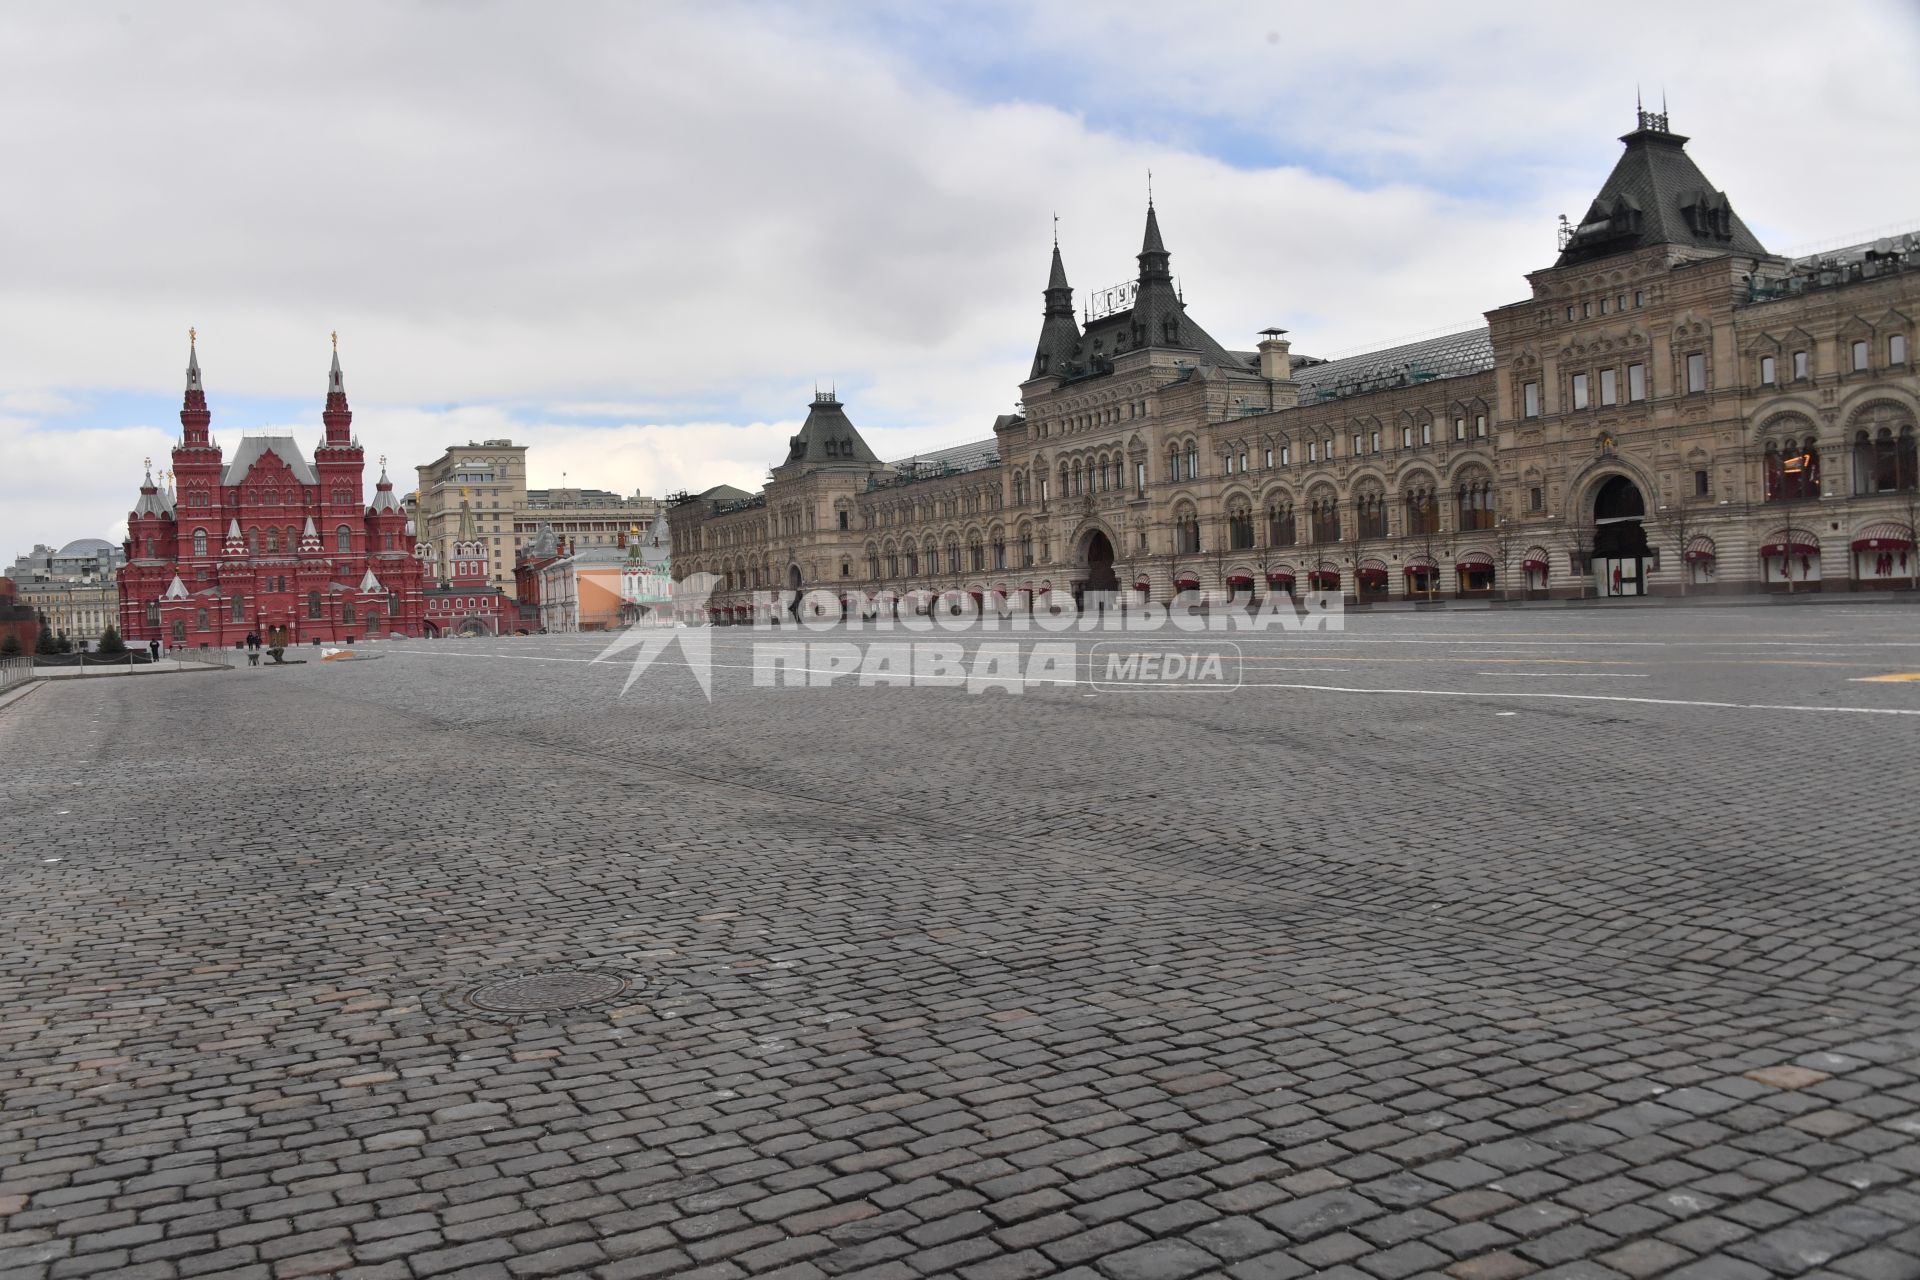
[1226,574,1254,587]
[1266,571,1295,584]
[1684,535,1716,563]
[1357,569,1388,585]
[1760,541,1819,557]
[1133,578,1151,591]
[1174,573,1200,589]
[1851,522,1914,552]
[1522,558,1549,571]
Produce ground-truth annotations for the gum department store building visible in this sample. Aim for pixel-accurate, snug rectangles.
[672,110,1918,614]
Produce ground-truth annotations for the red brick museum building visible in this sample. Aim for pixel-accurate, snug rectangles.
[118,338,427,647]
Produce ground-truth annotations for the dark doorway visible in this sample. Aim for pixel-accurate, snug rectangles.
[1591,475,1650,595]
[1084,530,1118,591]
[1077,529,1119,610]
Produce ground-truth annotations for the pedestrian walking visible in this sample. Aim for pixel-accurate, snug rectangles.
[246,631,261,666]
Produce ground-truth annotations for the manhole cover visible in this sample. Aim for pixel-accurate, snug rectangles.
[463,969,632,1014]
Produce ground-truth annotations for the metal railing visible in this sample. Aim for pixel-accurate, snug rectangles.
[173,647,235,669]
[0,655,31,690]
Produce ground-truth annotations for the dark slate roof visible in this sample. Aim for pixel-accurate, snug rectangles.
[1557,117,1767,267]
[1292,329,1493,402]
[1030,244,1083,381]
[222,435,318,486]
[780,393,882,468]
[697,484,754,503]
[1039,206,1249,384]
[889,437,1000,476]
[1076,299,1245,377]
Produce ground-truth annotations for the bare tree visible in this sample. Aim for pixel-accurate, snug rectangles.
[1412,493,1441,601]
[1490,516,1524,603]
[1550,514,1593,600]
[1345,500,1371,603]
[1652,497,1708,597]
[1901,484,1920,592]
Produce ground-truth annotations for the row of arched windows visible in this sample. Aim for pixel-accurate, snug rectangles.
[1166,473,1494,554]
[188,526,352,556]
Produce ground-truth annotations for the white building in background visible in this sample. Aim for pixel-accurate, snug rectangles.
[8,538,124,645]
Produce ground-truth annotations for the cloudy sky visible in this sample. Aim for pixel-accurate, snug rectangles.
[3,0,1918,560]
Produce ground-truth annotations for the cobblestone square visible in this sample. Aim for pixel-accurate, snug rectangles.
[5,604,1920,1280]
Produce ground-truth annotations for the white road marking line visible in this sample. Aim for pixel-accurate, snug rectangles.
[385,648,1920,715]
[1474,672,1649,678]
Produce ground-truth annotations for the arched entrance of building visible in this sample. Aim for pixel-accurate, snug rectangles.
[454,616,489,638]
[1591,475,1650,597]
[1074,528,1120,609]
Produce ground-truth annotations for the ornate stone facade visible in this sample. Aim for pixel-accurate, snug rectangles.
[117,339,427,647]
[670,112,1919,612]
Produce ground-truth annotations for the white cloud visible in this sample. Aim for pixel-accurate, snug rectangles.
[1,1,1915,560]
[0,418,176,554]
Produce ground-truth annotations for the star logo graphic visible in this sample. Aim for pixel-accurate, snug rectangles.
[589,570,720,699]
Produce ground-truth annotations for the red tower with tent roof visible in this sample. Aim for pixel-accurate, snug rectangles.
[117,333,427,647]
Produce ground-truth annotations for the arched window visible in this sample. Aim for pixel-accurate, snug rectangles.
[1853,415,1918,495]
[170,619,186,642]
[265,528,278,553]
[1357,488,1388,539]
[1227,500,1254,550]
[246,528,259,555]
[195,609,208,631]
[308,591,322,619]
[336,525,352,553]
[1185,445,1199,480]
[1765,433,1820,502]
[1266,500,1295,547]
[1310,491,1341,543]
[969,538,985,572]
[1174,505,1201,555]
[1455,473,1495,530]
[947,539,960,573]
[192,528,208,556]
[1405,484,1438,535]
[867,553,880,580]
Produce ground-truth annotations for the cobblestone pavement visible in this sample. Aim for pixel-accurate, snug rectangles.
[5,605,1920,1280]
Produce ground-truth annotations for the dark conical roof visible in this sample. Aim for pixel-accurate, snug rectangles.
[780,392,882,470]
[1557,111,1768,267]
[1047,243,1070,291]
[1141,202,1167,255]
[1030,242,1083,381]
[1138,202,1171,281]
